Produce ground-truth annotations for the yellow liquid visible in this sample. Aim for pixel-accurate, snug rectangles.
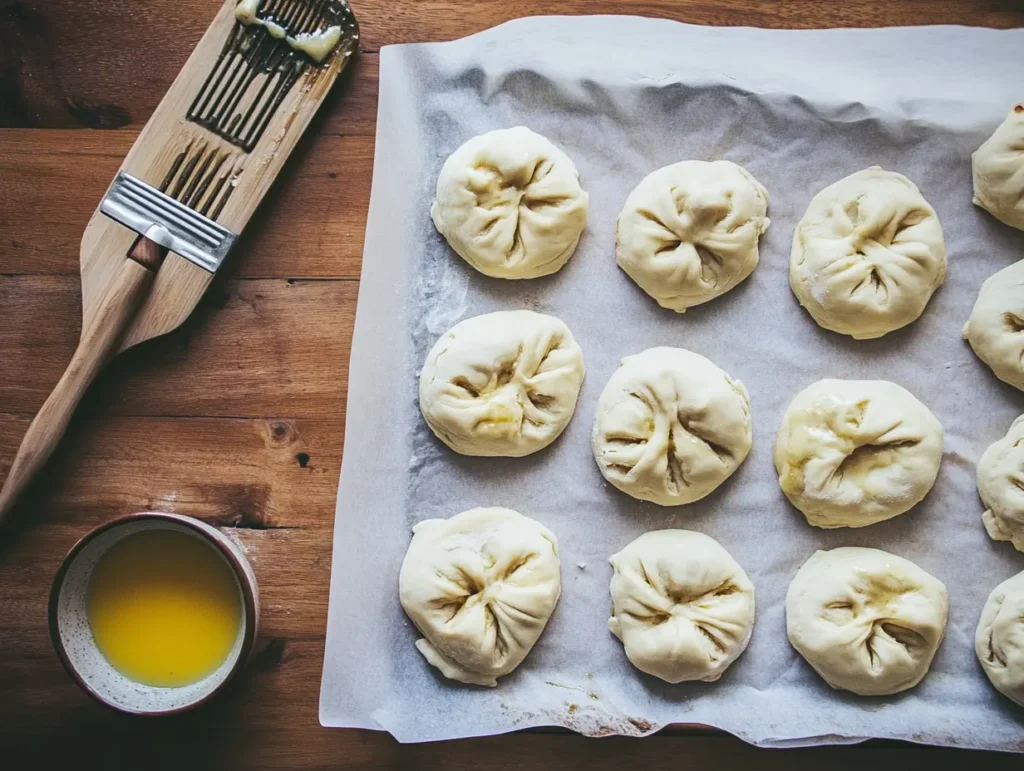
[87,529,242,688]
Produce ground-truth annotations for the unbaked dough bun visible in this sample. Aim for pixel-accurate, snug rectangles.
[774,379,943,528]
[790,167,946,339]
[420,310,585,457]
[431,126,589,279]
[608,530,755,684]
[977,415,1024,552]
[973,103,1024,231]
[399,507,561,687]
[591,347,752,506]
[976,570,1024,707]
[963,259,1024,392]
[615,160,770,312]
[787,547,948,696]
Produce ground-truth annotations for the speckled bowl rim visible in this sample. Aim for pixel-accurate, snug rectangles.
[48,512,259,715]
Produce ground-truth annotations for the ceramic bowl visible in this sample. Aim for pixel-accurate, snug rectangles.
[49,512,260,714]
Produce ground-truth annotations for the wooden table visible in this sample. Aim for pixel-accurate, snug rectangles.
[1,1,1022,767]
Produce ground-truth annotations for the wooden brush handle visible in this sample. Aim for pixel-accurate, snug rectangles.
[0,240,163,524]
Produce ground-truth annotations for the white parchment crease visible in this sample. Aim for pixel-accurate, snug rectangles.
[320,16,1024,749]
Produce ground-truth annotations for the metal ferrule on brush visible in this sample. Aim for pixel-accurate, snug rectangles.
[100,172,237,273]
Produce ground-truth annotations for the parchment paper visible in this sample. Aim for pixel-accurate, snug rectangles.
[320,16,1024,749]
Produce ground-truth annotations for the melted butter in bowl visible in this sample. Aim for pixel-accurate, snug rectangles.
[50,513,259,714]
[87,529,243,688]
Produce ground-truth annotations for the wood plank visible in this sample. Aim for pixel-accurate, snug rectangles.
[2,653,1022,771]
[0,277,356,418]
[0,7,379,133]
[355,0,1024,47]
[3,2,1020,131]
[0,413,341,531]
[0,131,372,278]
[320,51,380,137]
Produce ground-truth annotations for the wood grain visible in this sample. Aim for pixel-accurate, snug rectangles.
[0,131,373,278]
[1,0,1023,768]
[4,707,1024,771]
[0,277,356,418]
[2,1,1021,131]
